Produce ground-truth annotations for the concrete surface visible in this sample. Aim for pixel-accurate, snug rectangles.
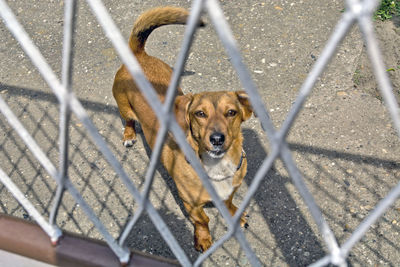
[0,249,55,267]
[0,0,399,266]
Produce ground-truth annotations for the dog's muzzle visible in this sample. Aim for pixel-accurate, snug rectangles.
[208,132,225,158]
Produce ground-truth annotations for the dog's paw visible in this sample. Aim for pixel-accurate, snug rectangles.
[194,235,212,252]
[240,212,249,228]
[123,139,136,147]
[194,227,212,252]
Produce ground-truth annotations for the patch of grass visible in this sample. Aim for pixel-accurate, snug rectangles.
[353,68,362,86]
[374,0,400,21]
[386,66,400,72]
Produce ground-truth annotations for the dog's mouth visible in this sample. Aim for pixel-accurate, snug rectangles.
[206,148,226,159]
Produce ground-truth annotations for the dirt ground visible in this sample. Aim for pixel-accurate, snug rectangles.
[353,17,400,102]
[1,1,400,266]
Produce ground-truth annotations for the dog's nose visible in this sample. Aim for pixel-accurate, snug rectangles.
[209,132,225,147]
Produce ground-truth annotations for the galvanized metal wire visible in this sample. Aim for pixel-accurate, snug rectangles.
[0,0,399,266]
[49,0,76,229]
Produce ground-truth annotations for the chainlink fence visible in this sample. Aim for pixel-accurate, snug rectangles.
[0,0,399,266]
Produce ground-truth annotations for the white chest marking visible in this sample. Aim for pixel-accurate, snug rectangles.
[202,153,237,200]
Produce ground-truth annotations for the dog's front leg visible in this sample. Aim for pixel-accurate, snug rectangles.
[183,202,212,252]
[224,193,249,228]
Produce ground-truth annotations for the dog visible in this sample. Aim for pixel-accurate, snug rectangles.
[112,7,253,252]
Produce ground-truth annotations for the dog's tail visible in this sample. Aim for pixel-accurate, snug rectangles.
[129,6,204,54]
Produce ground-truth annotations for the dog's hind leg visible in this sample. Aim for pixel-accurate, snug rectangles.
[113,85,138,147]
[183,202,212,252]
[122,118,136,147]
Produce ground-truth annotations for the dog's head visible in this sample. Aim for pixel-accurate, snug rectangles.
[175,91,253,158]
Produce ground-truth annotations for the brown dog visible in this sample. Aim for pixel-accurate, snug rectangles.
[112,7,252,251]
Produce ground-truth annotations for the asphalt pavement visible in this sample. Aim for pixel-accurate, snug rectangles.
[0,0,399,266]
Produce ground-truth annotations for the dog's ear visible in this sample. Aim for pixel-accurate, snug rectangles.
[175,94,193,132]
[236,91,253,121]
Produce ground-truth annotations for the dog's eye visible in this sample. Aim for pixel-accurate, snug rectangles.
[194,110,206,118]
[226,109,237,117]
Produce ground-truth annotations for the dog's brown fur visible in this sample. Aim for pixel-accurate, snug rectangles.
[112,7,253,251]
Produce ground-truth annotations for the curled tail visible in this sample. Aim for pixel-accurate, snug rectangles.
[129,6,205,54]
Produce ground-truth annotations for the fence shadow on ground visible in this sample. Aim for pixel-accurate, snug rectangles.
[1,83,399,265]
[243,129,326,266]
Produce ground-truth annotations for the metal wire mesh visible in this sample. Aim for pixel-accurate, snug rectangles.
[0,0,399,266]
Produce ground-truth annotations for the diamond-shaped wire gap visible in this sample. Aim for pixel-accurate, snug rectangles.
[228,12,359,250]
[356,8,400,138]
[117,116,173,243]
[0,107,57,219]
[1,109,83,230]
[287,143,400,265]
[64,114,137,239]
[20,92,59,215]
[0,96,64,240]
[64,88,149,230]
[288,143,392,235]
[308,0,400,264]
[335,8,400,261]
[18,87,60,161]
